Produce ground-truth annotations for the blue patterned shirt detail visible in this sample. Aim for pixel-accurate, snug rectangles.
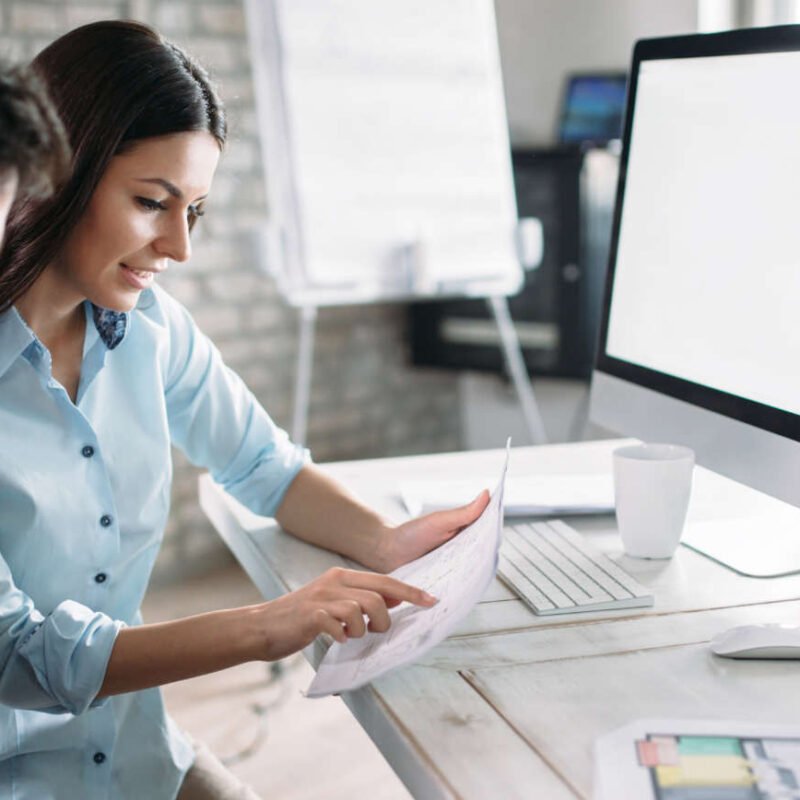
[91,305,127,350]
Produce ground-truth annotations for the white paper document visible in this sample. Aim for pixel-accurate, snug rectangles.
[306,444,509,698]
[400,473,614,518]
[593,718,800,800]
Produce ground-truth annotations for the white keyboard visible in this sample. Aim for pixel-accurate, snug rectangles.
[498,519,654,616]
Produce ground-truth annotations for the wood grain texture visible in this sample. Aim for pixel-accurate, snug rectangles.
[465,641,800,798]
[368,667,579,800]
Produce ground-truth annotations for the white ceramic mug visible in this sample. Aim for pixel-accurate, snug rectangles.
[612,443,695,559]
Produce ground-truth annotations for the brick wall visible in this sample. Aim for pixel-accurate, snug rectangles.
[0,0,461,581]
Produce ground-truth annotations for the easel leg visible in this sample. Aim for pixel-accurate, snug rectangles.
[292,305,317,446]
[567,383,591,443]
[487,296,548,445]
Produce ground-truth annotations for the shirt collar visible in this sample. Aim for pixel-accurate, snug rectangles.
[0,303,129,380]
[0,306,37,380]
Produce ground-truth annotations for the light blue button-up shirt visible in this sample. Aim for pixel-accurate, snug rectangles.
[0,285,307,798]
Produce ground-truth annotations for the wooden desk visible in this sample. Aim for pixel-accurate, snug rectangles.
[199,439,800,800]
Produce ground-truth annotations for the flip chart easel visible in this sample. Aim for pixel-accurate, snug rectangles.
[244,0,547,445]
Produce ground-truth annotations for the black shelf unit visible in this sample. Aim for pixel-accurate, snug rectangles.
[408,146,616,379]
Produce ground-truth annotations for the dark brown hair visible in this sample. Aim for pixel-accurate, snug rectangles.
[0,20,227,312]
[0,62,70,198]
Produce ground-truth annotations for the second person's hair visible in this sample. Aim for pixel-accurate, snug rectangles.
[0,61,70,199]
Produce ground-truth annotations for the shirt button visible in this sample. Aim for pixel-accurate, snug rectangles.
[81,445,95,458]
[94,572,107,584]
[93,751,106,764]
[100,515,113,528]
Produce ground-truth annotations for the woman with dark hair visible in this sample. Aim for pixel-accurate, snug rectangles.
[0,61,70,243]
[0,20,486,799]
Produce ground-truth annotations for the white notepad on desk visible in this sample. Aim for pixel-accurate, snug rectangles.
[400,474,615,518]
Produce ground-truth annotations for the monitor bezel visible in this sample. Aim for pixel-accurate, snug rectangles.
[594,24,800,444]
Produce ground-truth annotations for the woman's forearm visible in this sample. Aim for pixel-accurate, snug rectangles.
[98,605,263,697]
[275,465,394,571]
[274,465,491,574]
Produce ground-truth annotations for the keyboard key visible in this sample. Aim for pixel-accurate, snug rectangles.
[503,527,595,605]
[506,524,613,605]
[497,554,557,612]
[548,520,653,600]
[535,523,631,601]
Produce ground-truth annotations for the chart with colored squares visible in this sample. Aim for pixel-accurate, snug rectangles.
[636,733,800,799]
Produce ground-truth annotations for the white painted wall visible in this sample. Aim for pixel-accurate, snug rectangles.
[494,0,700,145]
[461,1,701,448]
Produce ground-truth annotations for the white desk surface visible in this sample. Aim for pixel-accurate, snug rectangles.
[198,439,800,800]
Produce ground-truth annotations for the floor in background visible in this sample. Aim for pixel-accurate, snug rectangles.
[142,562,412,800]
[459,374,609,449]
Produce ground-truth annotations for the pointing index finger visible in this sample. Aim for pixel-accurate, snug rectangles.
[346,571,437,607]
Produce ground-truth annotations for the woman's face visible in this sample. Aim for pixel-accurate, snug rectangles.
[55,131,220,312]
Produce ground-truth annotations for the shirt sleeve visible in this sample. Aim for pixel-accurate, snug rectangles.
[0,556,124,715]
[158,289,309,516]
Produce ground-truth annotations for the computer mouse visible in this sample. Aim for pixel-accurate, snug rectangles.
[710,623,800,659]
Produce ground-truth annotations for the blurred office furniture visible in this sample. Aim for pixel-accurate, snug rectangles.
[557,73,627,146]
[409,144,620,380]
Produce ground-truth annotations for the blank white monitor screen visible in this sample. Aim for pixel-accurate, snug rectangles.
[606,51,800,417]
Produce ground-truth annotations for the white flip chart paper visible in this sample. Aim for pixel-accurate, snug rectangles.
[306,442,509,697]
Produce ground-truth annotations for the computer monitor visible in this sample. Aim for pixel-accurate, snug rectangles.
[590,26,800,577]
[557,72,627,146]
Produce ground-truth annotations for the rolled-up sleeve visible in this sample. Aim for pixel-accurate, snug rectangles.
[0,560,123,715]
[161,290,308,517]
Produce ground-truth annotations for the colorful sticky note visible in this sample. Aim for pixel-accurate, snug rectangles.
[678,736,743,757]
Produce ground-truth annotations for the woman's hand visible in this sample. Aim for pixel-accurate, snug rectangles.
[377,490,490,573]
[252,567,437,662]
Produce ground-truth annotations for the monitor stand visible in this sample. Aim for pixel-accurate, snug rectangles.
[683,516,800,578]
